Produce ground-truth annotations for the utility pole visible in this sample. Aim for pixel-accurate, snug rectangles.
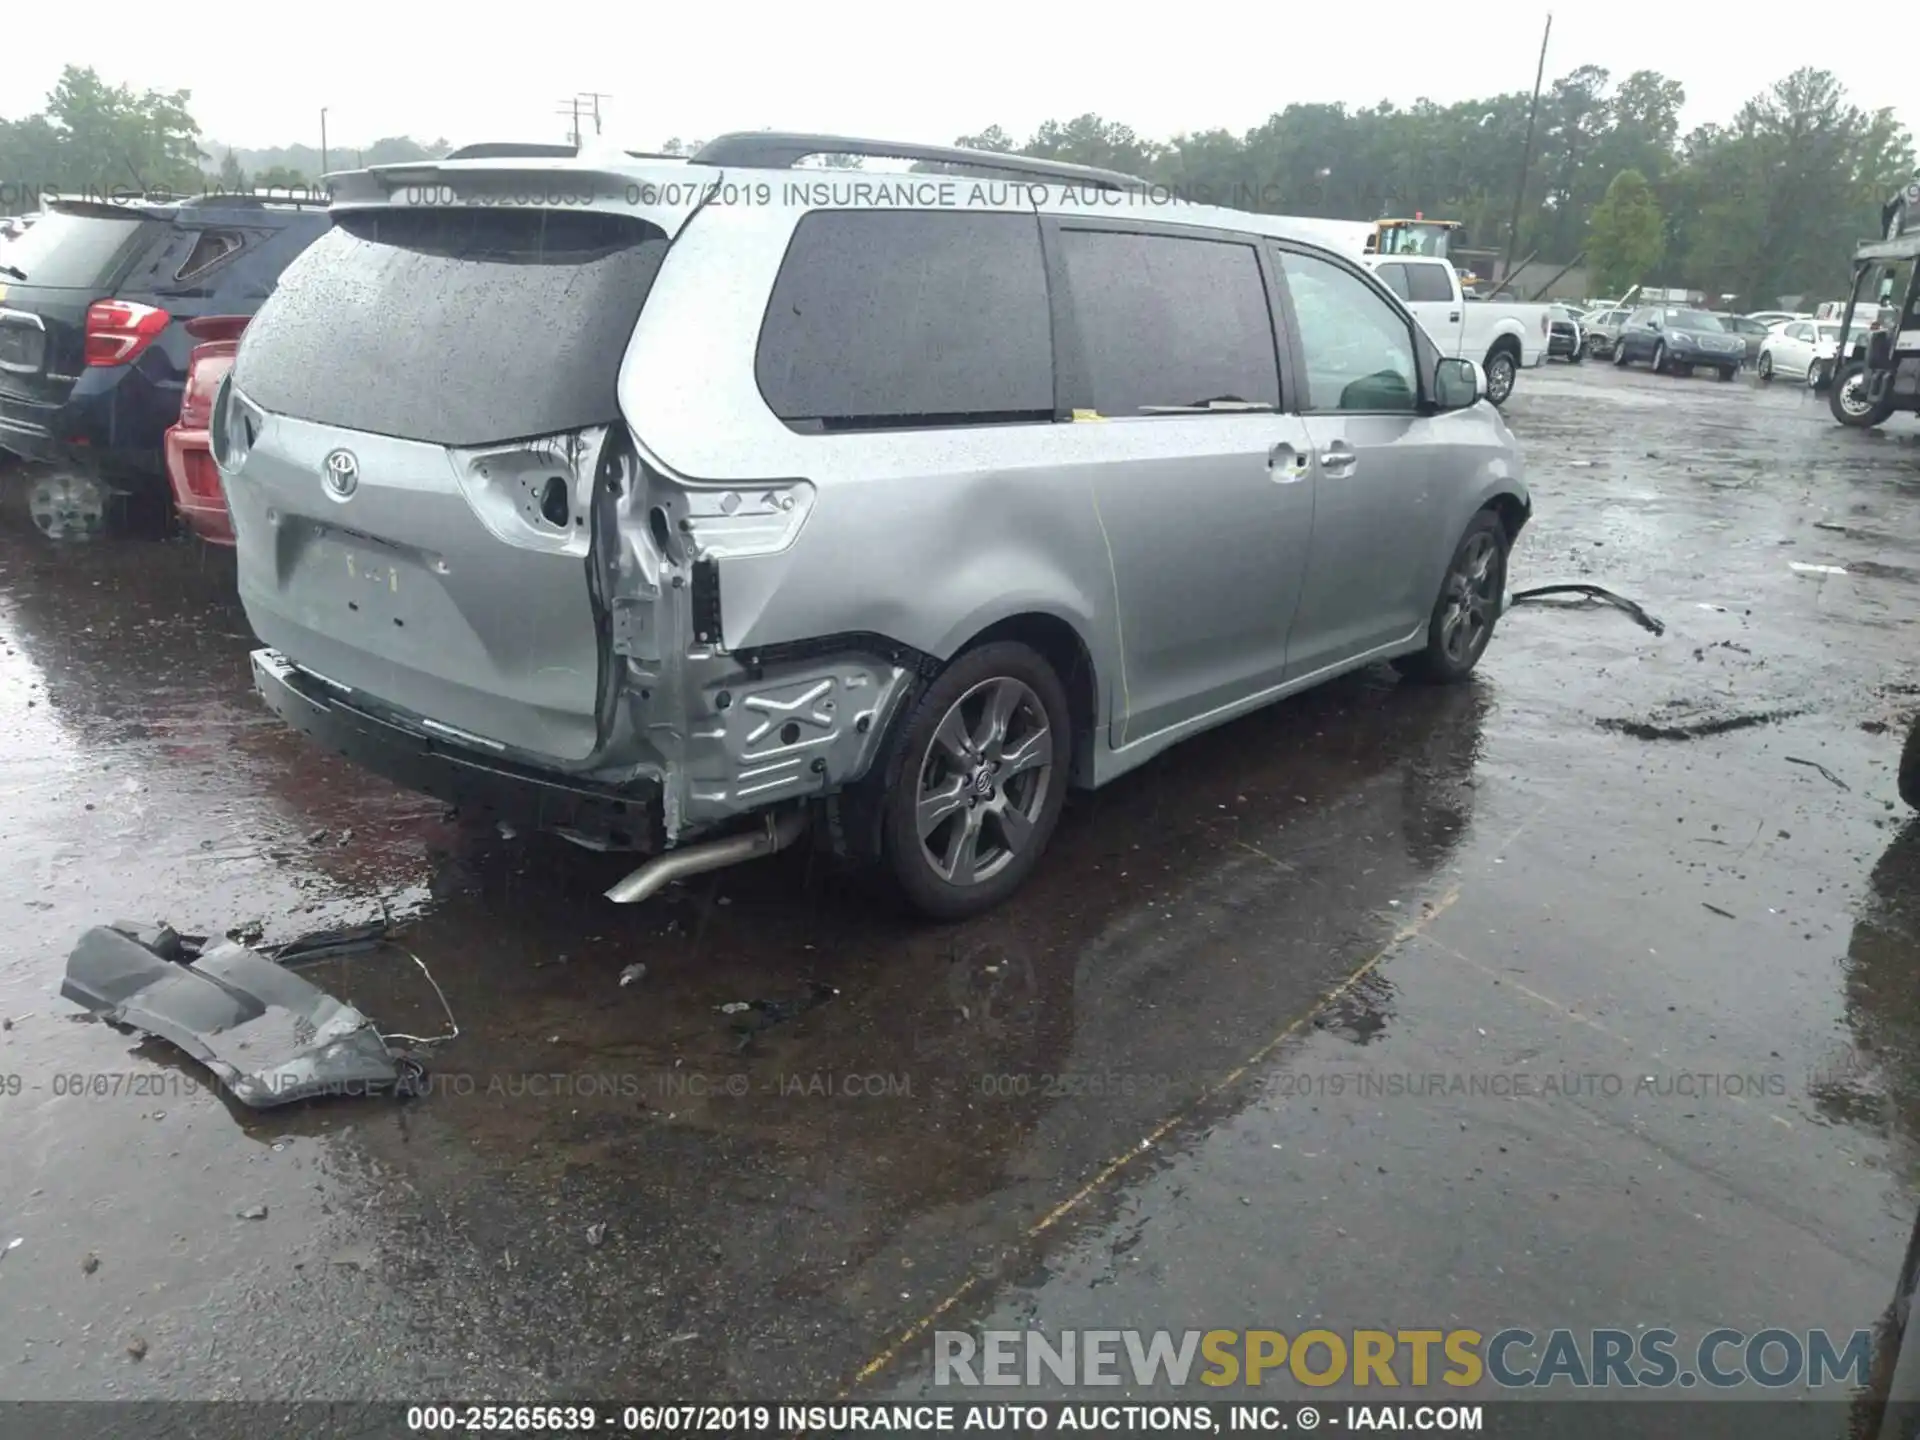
[1500,12,1552,288]
[556,98,582,146]
[577,93,611,137]
[320,107,329,180]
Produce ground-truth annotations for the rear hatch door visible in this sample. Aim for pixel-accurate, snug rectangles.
[223,175,697,763]
[0,205,168,408]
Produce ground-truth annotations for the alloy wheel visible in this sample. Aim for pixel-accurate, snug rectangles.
[914,676,1054,888]
[27,474,107,541]
[1440,531,1499,667]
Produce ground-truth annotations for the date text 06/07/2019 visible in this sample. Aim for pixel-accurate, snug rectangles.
[400,1403,1484,1434]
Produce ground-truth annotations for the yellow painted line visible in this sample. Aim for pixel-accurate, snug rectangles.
[837,883,1462,1397]
[1421,927,1794,1130]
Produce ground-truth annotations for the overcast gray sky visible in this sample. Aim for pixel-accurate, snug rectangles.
[8,1,1918,157]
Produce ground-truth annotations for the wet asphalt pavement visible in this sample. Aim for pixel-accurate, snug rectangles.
[1,360,1919,1417]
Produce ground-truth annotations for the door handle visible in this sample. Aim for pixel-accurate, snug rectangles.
[1319,441,1358,476]
[1267,441,1309,483]
[1448,311,1461,322]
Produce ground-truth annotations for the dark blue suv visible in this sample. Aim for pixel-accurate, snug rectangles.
[0,194,330,537]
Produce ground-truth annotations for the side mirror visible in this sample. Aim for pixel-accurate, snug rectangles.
[1433,357,1481,410]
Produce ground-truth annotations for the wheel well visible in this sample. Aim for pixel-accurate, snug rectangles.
[1482,494,1529,544]
[962,613,1098,783]
[1485,334,1521,363]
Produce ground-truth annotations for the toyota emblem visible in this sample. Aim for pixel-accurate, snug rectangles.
[321,449,359,500]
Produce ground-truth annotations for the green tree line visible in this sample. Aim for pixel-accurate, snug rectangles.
[0,65,446,208]
[952,66,1913,306]
[4,63,1912,306]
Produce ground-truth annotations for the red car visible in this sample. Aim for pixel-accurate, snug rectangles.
[164,315,249,545]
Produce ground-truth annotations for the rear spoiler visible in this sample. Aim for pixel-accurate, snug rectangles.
[49,197,180,223]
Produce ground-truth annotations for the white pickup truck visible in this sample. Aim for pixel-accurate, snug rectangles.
[1360,255,1551,406]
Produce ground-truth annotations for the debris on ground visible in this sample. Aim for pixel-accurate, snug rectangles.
[1703,903,1736,919]
[126,1336,147,1361]
[587,1222,608,1247]
[2,1237,20,1262]
[1598,705,1805,742]
[61,921,409,1109]
[723,983,841,1045]
[1785,756,1851,791]
[1510,584,1665,635]
[619,964,648,988]
[80,1253,99,1275]
[237,1204,268,1221]
[1789,562,1849,577]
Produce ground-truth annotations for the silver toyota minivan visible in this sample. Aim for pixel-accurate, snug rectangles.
[216,133,1531,919]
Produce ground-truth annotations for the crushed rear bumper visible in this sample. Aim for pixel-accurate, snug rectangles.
[252,648,663,849]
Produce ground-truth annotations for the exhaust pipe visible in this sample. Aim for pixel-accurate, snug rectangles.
[604,810,808,905]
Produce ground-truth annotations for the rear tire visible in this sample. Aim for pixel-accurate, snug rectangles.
[1612,343,1628,367]
[1652,342,1669,375]
[1394,511,1509,686]
[872,641,1071,920]
[1757,352,1774,382]
[1568,344,1585,365]
[1718,366,1736,382]
[1482,348,1517,406]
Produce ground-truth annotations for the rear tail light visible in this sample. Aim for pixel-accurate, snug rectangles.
[179,345,236,429]
[84,300,171,367]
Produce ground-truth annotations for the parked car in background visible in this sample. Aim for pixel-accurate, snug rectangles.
[217,134,1532,920]
[1746,310,1808,327]
[1547,304,1585,362]
[1714,313,1772,368]
[0,195,329,540]
[1580,306,1632,359]
[1612,306,1746,379]
[164,316,248,545]
[1758,319,1873,388]
[1364,254,1550,403]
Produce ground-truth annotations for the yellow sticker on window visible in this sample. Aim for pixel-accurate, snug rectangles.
[1071,408,1105,422]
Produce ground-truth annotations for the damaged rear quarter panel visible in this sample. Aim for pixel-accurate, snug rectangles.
[609,196,1121,826]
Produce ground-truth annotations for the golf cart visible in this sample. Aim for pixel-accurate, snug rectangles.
[1826,183,1920,427]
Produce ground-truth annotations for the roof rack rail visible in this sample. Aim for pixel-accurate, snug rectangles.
[443,141,580,160]
[688,132,1150,193]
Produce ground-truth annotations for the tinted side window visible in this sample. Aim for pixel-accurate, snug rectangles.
[1059,229,1279,415]
[1404,263,1455,303]
[1375,264,1411,300]
[757,210,1053,430]
[1275,249,1418,413]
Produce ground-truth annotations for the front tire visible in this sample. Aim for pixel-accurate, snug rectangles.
[1757,352,1774,382]
[1568,343,1585,365]
[1483,348,1517,406]
[1394,511,1509,686]
[1718,366,1736,382]
[1612,343,1629,367]
[873,641,1070,920]
[1831,362,1897,429]
[1652,341,1669,375]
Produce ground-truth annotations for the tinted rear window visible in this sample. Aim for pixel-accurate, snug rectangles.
[3,211,158,289]
[1403,264,1454,303]
[1060,229,1279,415]
[231,209,670,446]
[756,210,1053,429]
